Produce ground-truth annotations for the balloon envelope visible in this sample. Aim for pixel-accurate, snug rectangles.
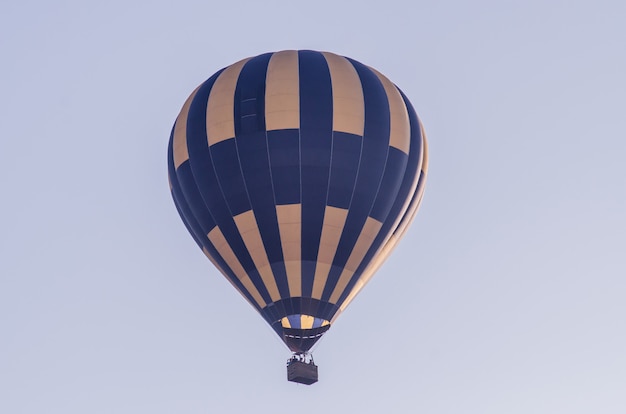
[168,50,428,352]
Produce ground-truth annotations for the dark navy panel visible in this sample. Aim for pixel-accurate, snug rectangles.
[370,148,409,221]
[283,297,295,316]
[174,163,217,234]
[327,131,362,209]
[209,140,251,216]
[185,84,274,305]
[321,59,391,301]
[267,129,301,205]
[298,50,334,296]
[299,296,313,317]
[335,90,425,306]
[234,53,271,135]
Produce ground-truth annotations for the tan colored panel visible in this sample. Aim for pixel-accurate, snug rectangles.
[206,228,266,308]
[329,217,383,304]
[311,262,331,300]
[370,67,411,154]
[311,207,349,299]
[206,58,249,145]
[173,86,201,169]
[276,204,300,223]
[322,52,364,136]
[233,211,281,302]
[276,204,302,297]
[266,50,300,131]
[280,316,292,328]
[301,315,315,330]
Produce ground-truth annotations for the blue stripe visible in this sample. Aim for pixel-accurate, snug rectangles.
[287,315,300,328]
[321,59,391,301]
[185,78,274,305]
[327,131,362,209]
[283,297,295,316]
[234,55,291,300]
[234,53,271,136]
[298,50,334,297]
[335,89,425,306]
[267,129,301,205]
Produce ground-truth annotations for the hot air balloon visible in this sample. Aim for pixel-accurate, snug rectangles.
[167,50,428,384]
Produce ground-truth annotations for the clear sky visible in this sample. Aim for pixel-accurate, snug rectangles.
[1,0,625,413]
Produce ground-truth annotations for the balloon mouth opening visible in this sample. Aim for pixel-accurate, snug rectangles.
[280,315,330,329]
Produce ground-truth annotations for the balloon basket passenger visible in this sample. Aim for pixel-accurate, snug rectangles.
[287,353,318,385]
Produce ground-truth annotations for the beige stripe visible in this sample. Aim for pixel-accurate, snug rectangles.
[329,217,383,304]
[173,86,201,169]
[266,50,300,131]
[276,204,302,296]
[311,207,349,299]
[322,52,364,136]
[301,315,315,329]
[370,67,411,154]
[233,210,281,302]
[206,228,266,308]
[206,58,250,146]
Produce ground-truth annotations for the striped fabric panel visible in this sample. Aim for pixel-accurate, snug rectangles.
[167,50,428,331]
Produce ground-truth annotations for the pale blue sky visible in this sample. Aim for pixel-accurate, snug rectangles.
[1,1,625,413]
